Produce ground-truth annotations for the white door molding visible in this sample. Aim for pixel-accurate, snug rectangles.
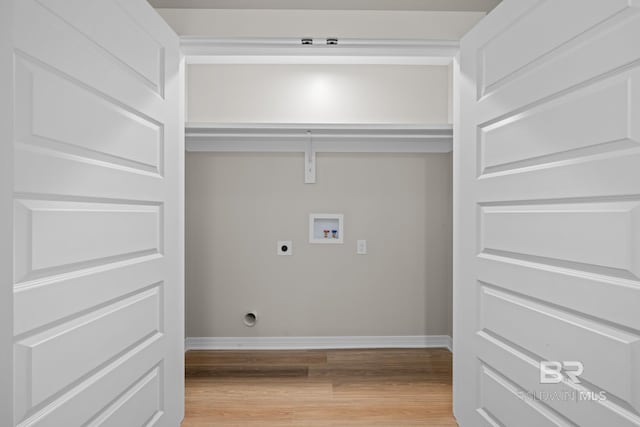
[182,37,460,65]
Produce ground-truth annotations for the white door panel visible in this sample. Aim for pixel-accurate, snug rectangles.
[19,338,165,427]
[480,71,638,174]
[477,9,640,124]
[87,366,163,427]
[477,331,640,427]
[16,60,162,172]
[479,364,570,427]
[5,1,183,426]
[478,0,632,97]
[455,1,640,426]
[15,288,161,413]
[38,0,165,92]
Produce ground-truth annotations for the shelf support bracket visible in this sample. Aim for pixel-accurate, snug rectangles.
[304,130,316,184]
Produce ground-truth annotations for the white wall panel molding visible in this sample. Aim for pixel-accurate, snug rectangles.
[186,123,453,153]
[182,37,459,65]
[185,335,452,352]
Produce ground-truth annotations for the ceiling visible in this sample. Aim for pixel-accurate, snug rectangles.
[148,0,501,12]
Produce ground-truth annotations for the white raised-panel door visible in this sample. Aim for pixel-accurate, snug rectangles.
[7,1,184,426]
[455,1,640,426]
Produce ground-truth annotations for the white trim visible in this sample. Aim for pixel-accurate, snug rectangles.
[182,37,459,65]
[186,123,453,153]
[185,335,452,352]
[0,1,13,424]
[151,0,500,12]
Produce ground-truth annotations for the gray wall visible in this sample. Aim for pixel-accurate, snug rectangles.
[163,6,460,339]
[157,8,485,39]
[183,63,455,338]
[186,152,452,337]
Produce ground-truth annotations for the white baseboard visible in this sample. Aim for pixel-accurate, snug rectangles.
[185,335,452,352]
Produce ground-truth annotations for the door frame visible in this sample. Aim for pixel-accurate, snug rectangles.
[180,37,463,346]
[1,1,14,425]
[2,21,466,427]
[180,37,460,65]
[179,33,465,418]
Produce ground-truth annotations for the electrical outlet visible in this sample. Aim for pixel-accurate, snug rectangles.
[357,240,367,255]
[277,240,293,256]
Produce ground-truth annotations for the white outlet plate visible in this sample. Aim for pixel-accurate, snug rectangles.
[277,240,293,256]
[357,240,367,255]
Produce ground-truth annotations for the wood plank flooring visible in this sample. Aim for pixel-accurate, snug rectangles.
[182,348,457,426]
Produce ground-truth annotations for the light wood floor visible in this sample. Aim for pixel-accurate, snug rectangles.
[182,348,457,427]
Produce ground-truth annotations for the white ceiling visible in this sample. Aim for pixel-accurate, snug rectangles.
[148,0,501,12]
